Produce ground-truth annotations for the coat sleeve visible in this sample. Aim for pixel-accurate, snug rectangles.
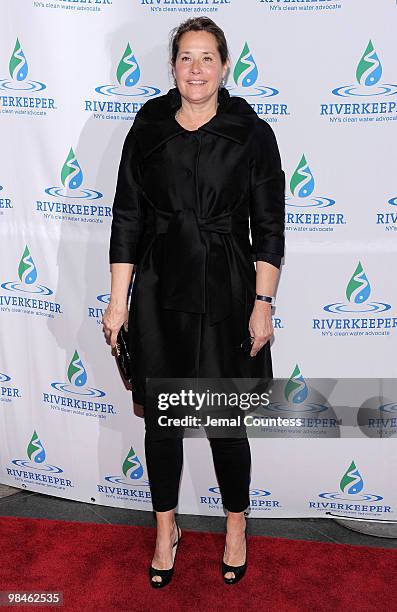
[249,120,285,269]
[109,125,144,265]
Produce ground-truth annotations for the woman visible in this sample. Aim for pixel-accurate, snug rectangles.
[103,17,285,587]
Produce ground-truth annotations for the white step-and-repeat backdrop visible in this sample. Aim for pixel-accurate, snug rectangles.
[1,0,396,519]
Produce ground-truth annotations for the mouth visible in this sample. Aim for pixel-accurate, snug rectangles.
[186,80,207,86]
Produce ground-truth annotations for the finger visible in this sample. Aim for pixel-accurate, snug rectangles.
[250,339,265,357]
[110,330,118,349]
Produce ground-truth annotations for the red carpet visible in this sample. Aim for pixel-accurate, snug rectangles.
[0,515,396,611]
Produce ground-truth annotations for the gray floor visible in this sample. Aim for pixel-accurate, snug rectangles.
[0,486,396,549]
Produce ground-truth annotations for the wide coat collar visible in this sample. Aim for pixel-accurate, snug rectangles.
[133,87,258,159]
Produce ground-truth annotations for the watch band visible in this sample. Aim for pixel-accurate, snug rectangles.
[256,294,275,306]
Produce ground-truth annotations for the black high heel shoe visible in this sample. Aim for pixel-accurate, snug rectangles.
[149,521,182,588]
[222,516,248,585]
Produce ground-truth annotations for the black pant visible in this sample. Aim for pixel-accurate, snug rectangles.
[144,433,251,513]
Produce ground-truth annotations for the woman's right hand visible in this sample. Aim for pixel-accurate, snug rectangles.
[102,302,129,349]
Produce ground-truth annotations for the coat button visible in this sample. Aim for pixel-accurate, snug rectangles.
[185,169,192,177]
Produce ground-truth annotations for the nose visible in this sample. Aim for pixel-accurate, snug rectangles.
[191,59,201,73]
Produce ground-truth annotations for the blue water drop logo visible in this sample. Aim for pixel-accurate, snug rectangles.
[284,365,308,404]
[290,154,315,198]
[61,148,83,190]
[233,42,258,88]
[117,43,140,87]
[18,245,37,285]
[340,460,364,494]
[67,350,88,387]
[27,431,46,464]
[346,262,371,304]
[356,40,382,87]
[123,447,144,480]
[9,38,28,82]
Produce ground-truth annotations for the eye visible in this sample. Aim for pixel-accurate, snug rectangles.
[180,56,190,62]
[203,56,213,62]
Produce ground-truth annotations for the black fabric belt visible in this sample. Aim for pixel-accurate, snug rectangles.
[144,201,248,325]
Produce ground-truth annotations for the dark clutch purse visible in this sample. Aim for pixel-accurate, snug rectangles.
[115,324,132,383]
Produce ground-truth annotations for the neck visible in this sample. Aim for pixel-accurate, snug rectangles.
[177,90,220,129]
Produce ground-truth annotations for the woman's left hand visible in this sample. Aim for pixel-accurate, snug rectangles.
[248,302,274,357]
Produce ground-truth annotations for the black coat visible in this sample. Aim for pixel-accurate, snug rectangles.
[109,87,285,406]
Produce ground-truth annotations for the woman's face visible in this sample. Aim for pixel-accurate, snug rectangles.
[173,30,227,105]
